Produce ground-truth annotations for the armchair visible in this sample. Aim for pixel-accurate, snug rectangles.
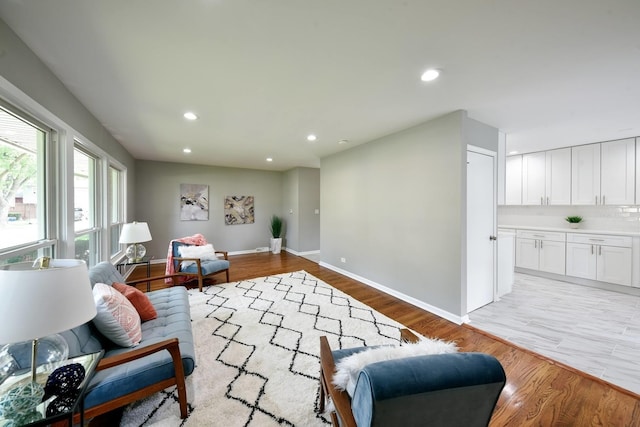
[319,329,506,427]
[166,235,230,292]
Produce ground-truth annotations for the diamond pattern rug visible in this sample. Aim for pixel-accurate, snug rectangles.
[120,270,410,426]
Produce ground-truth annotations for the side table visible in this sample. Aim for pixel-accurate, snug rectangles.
[0,350,103,427]
[116,256,152,291]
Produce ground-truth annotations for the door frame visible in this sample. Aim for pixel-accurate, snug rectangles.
[466,145,498,313]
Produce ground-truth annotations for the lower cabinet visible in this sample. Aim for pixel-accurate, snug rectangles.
[566,233,632,286]
[515,231,566,275]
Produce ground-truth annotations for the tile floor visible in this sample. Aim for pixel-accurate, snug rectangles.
[468,273,640,395]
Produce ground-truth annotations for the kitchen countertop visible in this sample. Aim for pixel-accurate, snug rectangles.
[498,225,640,237]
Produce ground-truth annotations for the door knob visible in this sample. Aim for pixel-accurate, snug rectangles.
[489,235,497,241]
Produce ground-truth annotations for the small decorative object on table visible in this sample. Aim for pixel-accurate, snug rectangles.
[565,216,583,229]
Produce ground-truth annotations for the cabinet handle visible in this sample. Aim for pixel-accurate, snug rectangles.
[599,245,602,256]
[591,245,594,255]
[535,240,537,249]
[540,240,543,249]
[589,238,605,242]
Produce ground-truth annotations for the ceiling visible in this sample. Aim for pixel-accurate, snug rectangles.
[1,0,639,171]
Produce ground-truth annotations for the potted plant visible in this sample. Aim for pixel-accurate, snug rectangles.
[565,216,583,229]
[269,215,283,254]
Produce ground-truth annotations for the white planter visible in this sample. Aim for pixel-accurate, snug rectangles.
[270,238,282,254]
[569,223,580,229]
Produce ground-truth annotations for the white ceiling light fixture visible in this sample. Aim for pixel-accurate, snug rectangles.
[420,69,440,82]
[508,150,519,155]
[338,139,349,145]
[183,112,198,121]
[306,134,317,142]
[183,148,192,154]
[266,157,273,162]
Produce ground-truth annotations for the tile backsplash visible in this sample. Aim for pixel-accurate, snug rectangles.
[498,205,640,232]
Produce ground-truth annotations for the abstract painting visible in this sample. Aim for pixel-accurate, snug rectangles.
[224,196,255,225]
[180,184,209,221]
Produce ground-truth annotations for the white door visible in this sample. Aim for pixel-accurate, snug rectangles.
[467,149,496,313]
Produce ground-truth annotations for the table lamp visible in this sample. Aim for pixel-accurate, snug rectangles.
[0,259,97,385]
[119,221,152,262]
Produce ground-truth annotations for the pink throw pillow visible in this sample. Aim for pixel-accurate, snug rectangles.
[112,282,158,321]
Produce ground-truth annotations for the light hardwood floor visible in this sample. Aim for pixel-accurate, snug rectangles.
[113,252,640,427]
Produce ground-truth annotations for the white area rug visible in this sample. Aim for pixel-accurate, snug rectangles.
[120,271,414,426]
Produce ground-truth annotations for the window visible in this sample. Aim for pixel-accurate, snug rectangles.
[0,105,55,266]
[74,145,99,266]
[109,165,125,258]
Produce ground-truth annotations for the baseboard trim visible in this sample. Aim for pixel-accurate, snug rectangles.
[319,262,467,325]
[285,248,320,257]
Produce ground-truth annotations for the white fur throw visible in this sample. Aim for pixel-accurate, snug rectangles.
[333,338,458,397]
[179,243,218,268]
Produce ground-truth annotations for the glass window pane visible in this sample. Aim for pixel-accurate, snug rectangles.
[74,148,96,232]
[0,108,45,251]
[109,166,120,224]
[75,233,97,266]
[110,223,122,257]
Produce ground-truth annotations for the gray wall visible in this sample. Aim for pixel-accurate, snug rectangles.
[321,111,468,317]
[0,18,134,174]
[283,167,320,253]
[135,160,286,258]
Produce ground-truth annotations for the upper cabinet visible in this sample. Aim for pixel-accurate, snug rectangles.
[505,155,522,205]
[571,138,635,205]
[521,148,571,205]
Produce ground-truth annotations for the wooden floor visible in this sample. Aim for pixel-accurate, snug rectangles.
[116,252,640,426]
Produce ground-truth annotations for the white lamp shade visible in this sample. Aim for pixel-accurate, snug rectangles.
[119,221,152,244]
[0,259,97,344]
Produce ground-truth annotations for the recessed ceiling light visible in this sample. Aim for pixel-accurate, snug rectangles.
[508,150,519,155]
[420,69,440,82]
[307,134,317,142]
[183,112,198,121]
[266,157,273,162]
[183,148,192,154]
[338,139,349,145]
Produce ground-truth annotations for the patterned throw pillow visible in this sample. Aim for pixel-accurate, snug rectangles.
[112,282,158,322]
[92,283,142,347]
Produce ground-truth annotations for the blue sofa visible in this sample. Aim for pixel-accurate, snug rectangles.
[60,262,196,420]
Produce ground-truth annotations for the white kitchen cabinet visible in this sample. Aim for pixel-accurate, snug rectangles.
[571,139,635,205]
[545,148,572,205]
[566,233,633,286]
[515,230,566,275]
[522,152,546,205]
[521,149,571,205]
[505,155,522,205]
[600,138,635,205]
[571,144,600,205]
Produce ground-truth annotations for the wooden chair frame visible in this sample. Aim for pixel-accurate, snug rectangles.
[74,337,188,423]
[319,329,419,426]
[172,250,230,291]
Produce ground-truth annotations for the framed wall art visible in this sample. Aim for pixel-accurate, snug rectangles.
[180,184,209,221]
[224,196,254,225]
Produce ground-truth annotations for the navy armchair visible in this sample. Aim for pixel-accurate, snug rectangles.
[319,329,506,427]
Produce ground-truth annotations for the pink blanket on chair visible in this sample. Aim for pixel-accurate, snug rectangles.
[165,233,208,283]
